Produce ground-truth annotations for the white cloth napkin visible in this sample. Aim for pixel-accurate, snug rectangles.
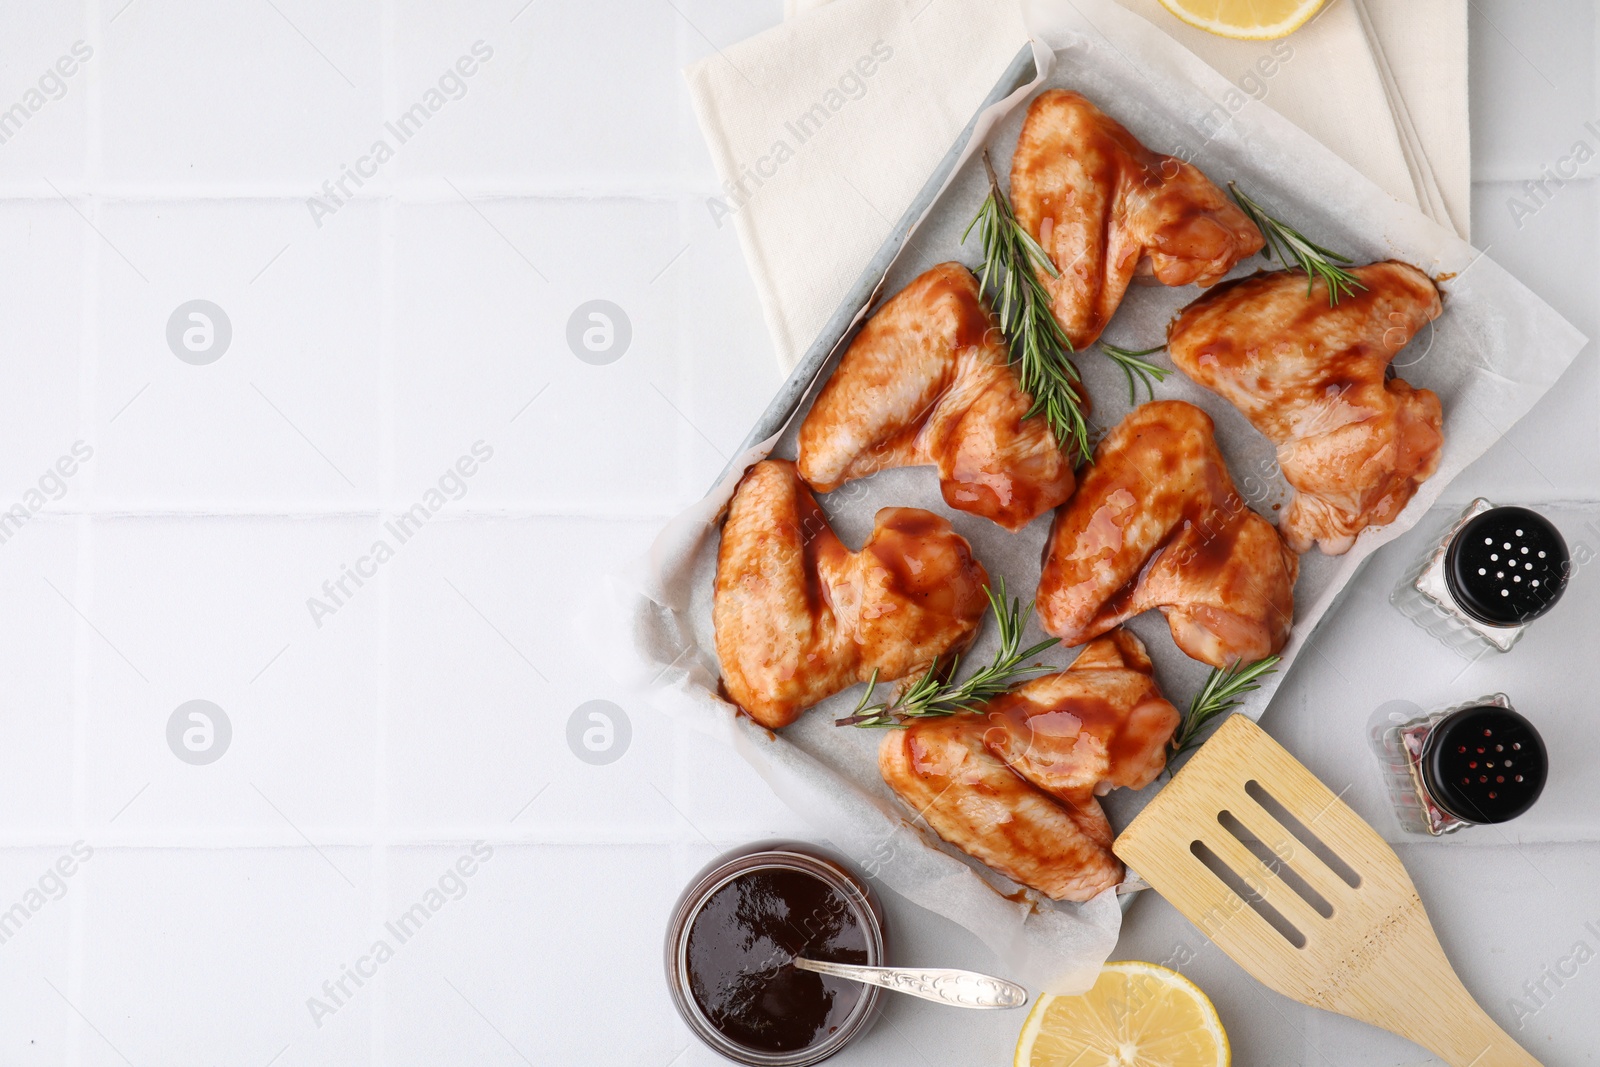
[1111,0,1469,234]
[686,0,1470,373]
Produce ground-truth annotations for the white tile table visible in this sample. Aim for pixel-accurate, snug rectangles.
[0,1,1594,1064]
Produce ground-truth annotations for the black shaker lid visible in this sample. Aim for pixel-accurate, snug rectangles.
[1445,507,1568,626]
[1422,705,1547,824]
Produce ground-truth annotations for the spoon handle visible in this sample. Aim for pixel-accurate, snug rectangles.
[792,958,1029,1009]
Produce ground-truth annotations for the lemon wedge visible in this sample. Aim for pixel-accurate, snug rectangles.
[1015,961,1229,1067]
[1155,0,1326,40]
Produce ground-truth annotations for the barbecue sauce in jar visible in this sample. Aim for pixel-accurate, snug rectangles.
[667,845,885,1066]
[686,868,869,1053]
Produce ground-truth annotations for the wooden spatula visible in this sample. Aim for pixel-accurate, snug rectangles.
[1114,714,1540,1067]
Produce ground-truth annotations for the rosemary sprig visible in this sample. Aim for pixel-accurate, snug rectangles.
[1099,342,1169,404]
[1169,655,1281,758]
[963,152,1092,464]
[835,579,1059,729]
[1228,183,1365,306]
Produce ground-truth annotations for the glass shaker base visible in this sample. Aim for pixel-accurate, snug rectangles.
[1368,694,1514,836]
[1392,499,1526,658]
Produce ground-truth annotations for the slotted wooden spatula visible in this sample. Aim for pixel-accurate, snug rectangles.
[1115,714,1540,1067]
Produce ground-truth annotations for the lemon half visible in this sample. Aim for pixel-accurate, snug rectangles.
[1015,961,1229,1067]
[1155,0,1327,40]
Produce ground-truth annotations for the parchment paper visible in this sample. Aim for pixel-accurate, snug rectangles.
[589,0,1586,993]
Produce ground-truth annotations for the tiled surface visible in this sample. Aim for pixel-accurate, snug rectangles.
[97,1,385,187]
[0,203,86,490]
[0,9,92,188]
[77,847,374,1065]
[387,0,686,187]
[0,848,77,1061]
[0,1,1595,1064]
[89,199,386,509]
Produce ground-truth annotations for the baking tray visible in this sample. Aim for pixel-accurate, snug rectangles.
[706,40,1290,736]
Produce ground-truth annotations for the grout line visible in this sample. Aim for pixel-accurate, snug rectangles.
[0,831,831,848]
[665,148,695,885]
[18,506,694,521]
[1471,173,1600,189]
[0,183,711,202]
[66,6,105,1058]
[372,6,397,1057]
[43,177,150,282]
[249,785,360,889]
[0,825,1587,849]
[26,499,1600,523]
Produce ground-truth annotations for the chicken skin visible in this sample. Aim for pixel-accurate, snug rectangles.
[979,628,1181,805]
[797,263,1076,532]
[714,460,990,729]
[1036,401,1298,668]
[878,629,1180,902]
[879,716,1122,902]
[1167,262,1445,555]
[1010,90,1264,349]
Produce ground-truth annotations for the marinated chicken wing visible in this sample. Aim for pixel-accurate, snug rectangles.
[879,714,1123,902]
[797,263,1076,532]
[1010,90,1263,348]
[980,629,1181,805]
[877,629,1180,902]
[1036,401,1298,667]
[714,459,990,729]
[1167,262,1444,555]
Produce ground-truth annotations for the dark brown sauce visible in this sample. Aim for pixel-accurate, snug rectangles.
[983,689,1154,802]
[686,868,869,1054]
[999,886,1038,909]
[866,511,984,610]
[918,266,993,353]
[795,482,845,614]
[1181,505,1246,576]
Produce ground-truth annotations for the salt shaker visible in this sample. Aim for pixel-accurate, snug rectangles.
[1369,694,1548,836]
[1393,499,1569,655]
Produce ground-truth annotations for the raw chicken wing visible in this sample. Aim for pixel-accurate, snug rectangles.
[878,714,1123,902]
[980,629,1181,805]
[1167,261,1444,554]
[877,629,1180,902]
[714,460,990,729]
[1036,401,1298,667]
[798,262,1076,532]
[1010,90,1263,348]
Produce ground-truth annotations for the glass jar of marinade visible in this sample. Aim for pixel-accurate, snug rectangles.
[664,843,885,1066]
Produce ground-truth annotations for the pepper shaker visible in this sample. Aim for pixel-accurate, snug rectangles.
[1393,499,1569,656]
[1369,694,1548,836]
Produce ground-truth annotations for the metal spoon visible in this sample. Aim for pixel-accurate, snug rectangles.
[792,957,1029,1009]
